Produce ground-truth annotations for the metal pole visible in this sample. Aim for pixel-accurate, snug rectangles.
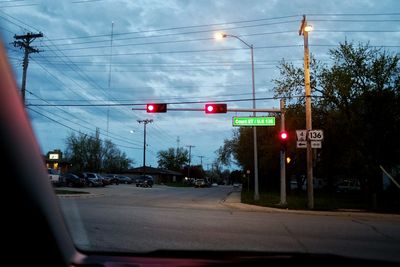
[280,99,287,206]
[302,17,314,209]
[251,45,259,201]
[143,122,147,176]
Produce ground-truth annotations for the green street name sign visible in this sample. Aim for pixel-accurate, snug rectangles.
[232,116,276,127]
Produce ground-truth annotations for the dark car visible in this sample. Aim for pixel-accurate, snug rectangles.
[77,172,104,187]
[62,173,86,187]
[135,175,154,187]
[104,174,121,185]
[117,175,133,184]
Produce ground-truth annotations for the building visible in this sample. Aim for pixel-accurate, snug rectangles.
[123,166,183,184]
[44,149,71,174]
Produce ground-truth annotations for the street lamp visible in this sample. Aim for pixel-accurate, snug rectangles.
[215,32,259,201]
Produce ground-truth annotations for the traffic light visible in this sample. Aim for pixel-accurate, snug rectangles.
[205,103,227,114]
[146,103,167,113]
[279,130,288,150]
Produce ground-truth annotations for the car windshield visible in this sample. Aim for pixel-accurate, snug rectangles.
[1,0,400,263]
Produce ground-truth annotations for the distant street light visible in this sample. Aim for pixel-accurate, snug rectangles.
[215,32,259,201]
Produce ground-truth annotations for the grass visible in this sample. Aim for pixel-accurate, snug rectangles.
[241,190,370,211]
[55,189,90,195]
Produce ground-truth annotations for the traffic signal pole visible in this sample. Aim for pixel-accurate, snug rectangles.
[134,103,288,202]
[280,99,287,206]
[132,107,281,113]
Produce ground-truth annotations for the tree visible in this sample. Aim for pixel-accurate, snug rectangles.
[216,41,399,198]
[273,41,400,195]
[157,147,189,171]
[65,129,133,173]
[102,140,132,173]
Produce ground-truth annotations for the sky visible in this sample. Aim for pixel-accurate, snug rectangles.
[1,0,399,170]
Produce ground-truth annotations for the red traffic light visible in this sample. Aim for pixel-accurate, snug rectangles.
[146,103,167,113]
[205,103,227,114]
[279,131,288,141]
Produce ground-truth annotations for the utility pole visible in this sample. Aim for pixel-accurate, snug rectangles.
[176,136,180,153]
[299,15,314,209]
[186,145,195,178]
[137,119,153,176]
[106,22,114,137]
[198,155,205,166]
[13,32,43,105]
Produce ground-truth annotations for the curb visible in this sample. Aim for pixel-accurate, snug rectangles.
[222,191,400,220]
[57,193,104,199]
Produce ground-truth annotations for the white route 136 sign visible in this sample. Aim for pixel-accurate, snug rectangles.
[308,130,324,141]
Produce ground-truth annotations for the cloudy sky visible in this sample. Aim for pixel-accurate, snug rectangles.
[1,0,399,169]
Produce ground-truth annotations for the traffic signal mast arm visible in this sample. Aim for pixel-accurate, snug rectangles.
[133,107,282,113]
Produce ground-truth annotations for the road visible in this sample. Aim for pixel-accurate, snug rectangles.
[58,184,400,262]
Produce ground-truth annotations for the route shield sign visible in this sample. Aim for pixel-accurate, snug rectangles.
[296,130,307,141]
[308,130,324,141]
[233,116,275,127]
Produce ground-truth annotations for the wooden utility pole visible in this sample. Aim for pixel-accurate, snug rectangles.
[137,119,153,176]
[299,15,314,209]
[186,145,195,178]
[13,32,43,105]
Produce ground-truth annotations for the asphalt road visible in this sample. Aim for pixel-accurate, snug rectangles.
[58,184,400,262]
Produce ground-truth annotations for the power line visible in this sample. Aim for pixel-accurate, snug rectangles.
[26,95,312,107]
[48,15,300,41]
[26,89,143,147]
[44,12,400,43]
[27,107,142,150]
[39,45,303,58]
[42,30,298,50]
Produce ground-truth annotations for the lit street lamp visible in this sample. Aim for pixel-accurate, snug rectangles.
[215,32,259,201]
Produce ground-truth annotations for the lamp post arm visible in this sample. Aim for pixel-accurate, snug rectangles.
[225,34,252,49]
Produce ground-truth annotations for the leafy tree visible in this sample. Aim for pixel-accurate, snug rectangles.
[157,147,189,171]
[65,129,133,173]
[273,41,400,194]
[216,41,400,199]
[102,140,132,173]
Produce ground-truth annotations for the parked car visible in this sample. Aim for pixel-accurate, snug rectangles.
[104,174,121,185]
[135,175,154,187]
[78,172,104,187]
[194,179,206,188]
[105,174,133,184]
[335,179,361,193]
[62,173,86,187]
[117,175,133,184]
